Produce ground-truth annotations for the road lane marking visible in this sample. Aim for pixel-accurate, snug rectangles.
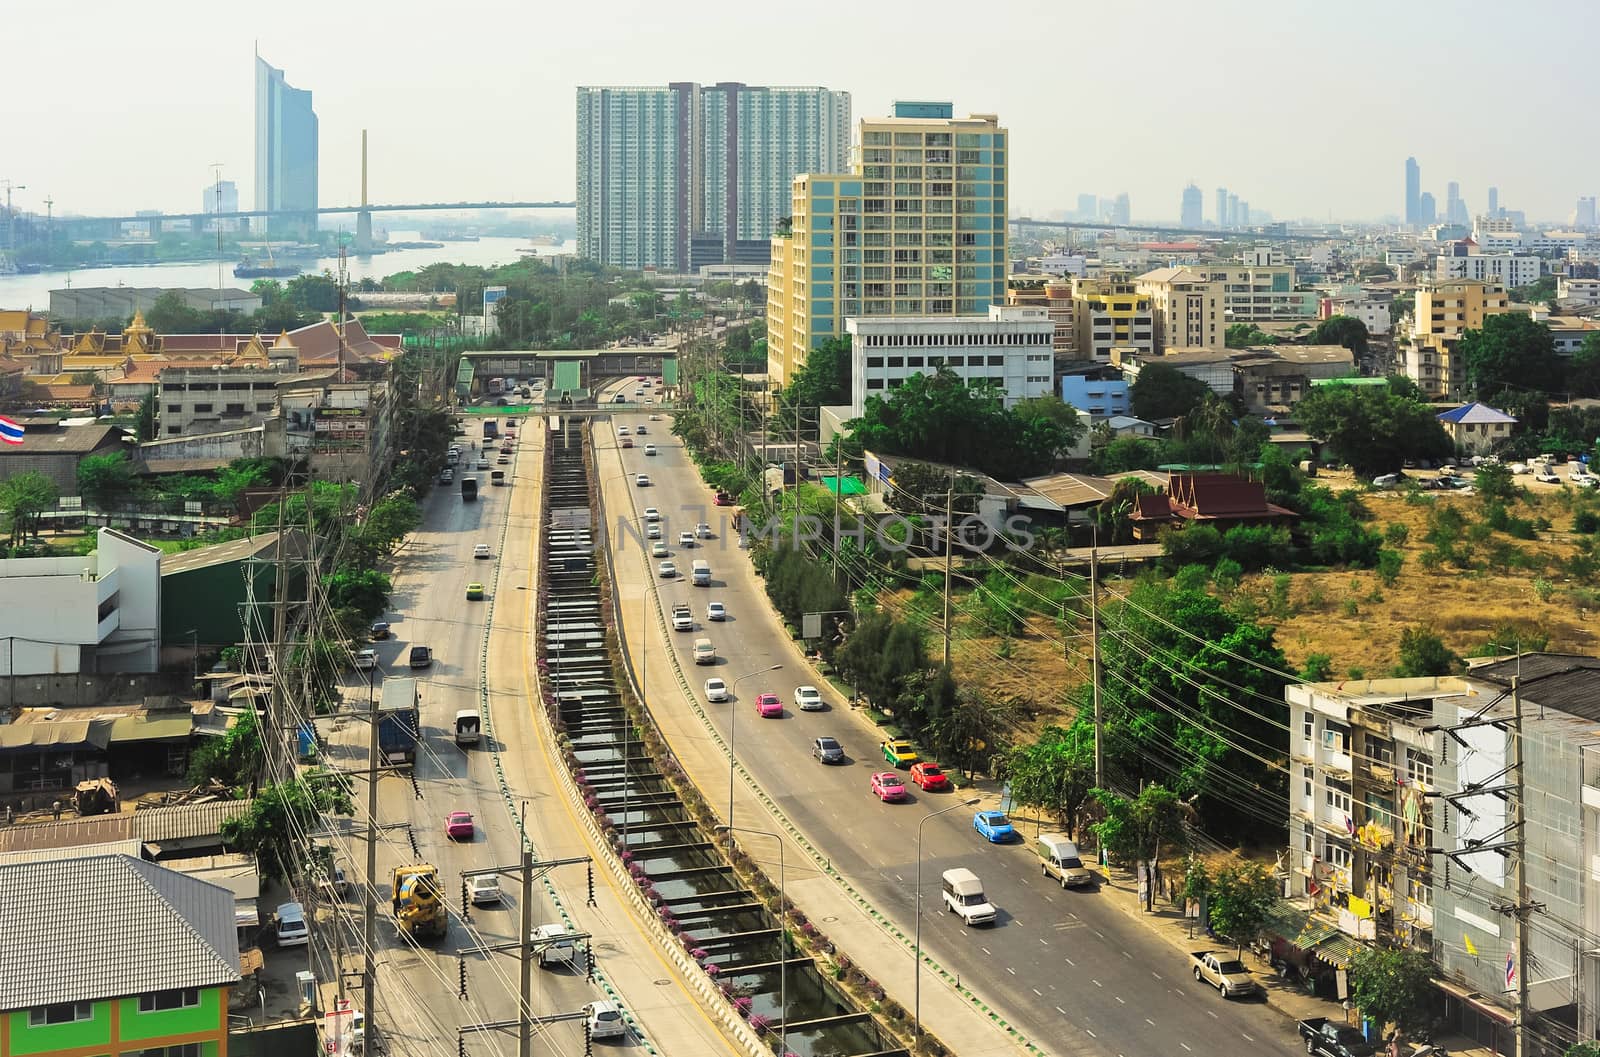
[1085,1030,1097,1039]
[1039,938,1049,945]
[1032,988,1042,996]
[1145,1018,1155,1027]
[1242,1033,1255,1042]
[1122,950,1133,959]
[1151,972,1163,981]
[1056,1006,1067,1016]
[1064,956,1076,967]
[1012,917,1022,926]
[1091,979,1102,988]
[981,946,992,956]
[1094,929,1105,939]
[1181,1044,1192,1052]
[1006,967,1016,976]
[1207,1010,1218,1019]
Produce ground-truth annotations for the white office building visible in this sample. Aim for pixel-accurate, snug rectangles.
[1436,252,1542,288]
[845,305,1054,417]
[0,528,162,675]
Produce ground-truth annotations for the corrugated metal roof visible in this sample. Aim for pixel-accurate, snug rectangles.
[0,838,144,865]
[0,798,251,854]
[0,854,239,1008]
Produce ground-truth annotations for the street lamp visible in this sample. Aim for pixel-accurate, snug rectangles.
[726,663,782,830]
[716,824,786,1056]
[915,796,981,1042]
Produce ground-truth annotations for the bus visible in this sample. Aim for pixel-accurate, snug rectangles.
[483,418,499,440]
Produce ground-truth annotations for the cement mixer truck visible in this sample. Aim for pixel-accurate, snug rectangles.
[392,864,448,941]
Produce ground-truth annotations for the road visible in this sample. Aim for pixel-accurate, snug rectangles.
[592,414,1305,1057]
[316,417,747,1057]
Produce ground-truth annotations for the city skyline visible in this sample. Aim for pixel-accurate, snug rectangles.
[6,0,1600,224]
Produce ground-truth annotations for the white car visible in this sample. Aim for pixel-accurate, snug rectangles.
[646,523,663,540]
[795,686,825,712]
[469,874,502,905]
[659,560,678,578]
[696,523,713,539]
[618,425,630,436]
[705,677,729,702]
[651,541,669,558]
[643,507,661,522]
[645,444,658,456]
[473,543,492,560]
[585,1001,626,1040]
[1535,471,1561,484]
[707,601,727,621]
[679,531,694,548]
[635,474,651,487]
[353,649,377,671]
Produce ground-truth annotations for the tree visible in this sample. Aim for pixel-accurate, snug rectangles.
[1569,333,1600,399]
[220,779,352,882]
[212,458,274,513]
[882,462,981,520]
[285,273,340,313]
[1346,946,1437,1048]
[1459,314,1562,401]
[1397,626,1460,677]
[1008,721,1097,838]
[1225,323,1277,348]
[187,711,263,790]
[1474,463,1518,502]
[1012,394,1087,461]
[1511,274,1557,304]
[323,565,392,620]
[1131,362,1211,421]
[1091,784,1191,909]
[1566,1044,1600,1057]
[144,289,209,333]
[1207,862,1278,954]
[1357,262,1396,280]
[76,451,138,506]
[1308,315,1370,359]
[0,471,58,548]
[784,335,852,408]
[135,390,158,442]
[356,490,422,559]
[250,278,285,304]
[1295,382,1453,477]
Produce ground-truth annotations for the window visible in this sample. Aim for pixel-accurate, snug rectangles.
[128,1046,200,1057]
[1302,765,1313,800]
[166,404,181,413]
[30,1002,93,1026]
[1322,841,1352,870]
[139,988,199,1013]
[1325,777,1351,815]
[1322,720,1349,753]
[192,403,213,413]
[1408,749,1434,788]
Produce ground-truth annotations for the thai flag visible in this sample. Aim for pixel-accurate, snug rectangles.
[0,416,22,446]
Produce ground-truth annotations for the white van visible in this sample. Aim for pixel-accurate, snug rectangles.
[454,709,481,746]
[531,923,579,967]
[274,901,310,947]
[693,638,715,665]
[1037,833,1094,888]
[691,559,711,587]
[940,867,997,926]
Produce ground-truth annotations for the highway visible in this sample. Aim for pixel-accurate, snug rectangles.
[591,409,1305,1057]
[316,417,747,1057]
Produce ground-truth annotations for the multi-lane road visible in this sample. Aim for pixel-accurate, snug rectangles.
[591,406,1304,1057]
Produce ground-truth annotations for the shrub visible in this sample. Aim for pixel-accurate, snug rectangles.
[1575,510,1600,534]
[1384,522,1410,545]
[1376,549,1404,586]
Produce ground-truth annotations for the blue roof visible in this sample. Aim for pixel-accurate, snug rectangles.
[1437,402,1517,425]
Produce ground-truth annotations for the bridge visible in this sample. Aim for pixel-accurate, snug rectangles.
[1010,217,1336,243]
[44,199,576,243]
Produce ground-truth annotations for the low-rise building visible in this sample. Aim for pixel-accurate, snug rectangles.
[1544,314,1600,355]
[1557,276,1600,306]
[1233,345,1355,414]
[1136,267,1225,351]
[1436,401,1516,453]
[48,286,263,320]
[0,853,239,1057]
[1057,362,1130,418]
[1072,274,1154,363]
[1005,276,1077,362]
[1403,277,1512,399]
[1129,471,1295,540]
[1317,295,1392,336]
[1436,250,1542,288]
[0,421,127,492]
[1115,348,1237,396]
[845,305,1055,417]
[156,339,305,438]
[1186,248,1314,322]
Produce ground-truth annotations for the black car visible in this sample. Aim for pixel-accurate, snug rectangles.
[408,645,432,669]
[812,737,845,764]
[370,621,391,641]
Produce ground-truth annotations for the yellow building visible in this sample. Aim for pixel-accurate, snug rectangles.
[766,102,1008,386]
[1402,277,1511,398]
[1071,273,1154,363]
[1136,267,1224,351]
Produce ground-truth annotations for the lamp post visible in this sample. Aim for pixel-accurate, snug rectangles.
[716,824,786,1055]
[727,663,782,830]
[915,796,981,1042]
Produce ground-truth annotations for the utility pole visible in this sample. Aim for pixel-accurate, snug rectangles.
[1511,668,1530,1057]
[1090,546,1103,790]
[831,438,843,586]
[941,487,955,669]
[363,676,380,1053]
[519,840,533,1057]
[269,500,291,783]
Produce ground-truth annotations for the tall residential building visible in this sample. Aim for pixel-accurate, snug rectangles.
[576,83,851,272]
[1227,193,1241,229]
[1180,184,1203,228]
[1404,156,1420,226]
[1076,193,1098,221]
[1215,187,1229,228]
[1136,267,1224,351]
[1403,276,1511,398]
[1418,191,1437,225]
[1487,185,1499,218]
[1236,199,1250,227]
[253,54,318,235]
[1111,192,1131,226]
[1574,196,1598,229]
[765,102,1008,386]
[1446,181,1467,226]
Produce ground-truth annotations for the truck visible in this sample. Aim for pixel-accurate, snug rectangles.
[691,559,711,586]
[378,678,421,764]
[483,418,499,441]
[1190,950,1262,999]
[1298,1018,1377,1057]
[671,603,693,631]
[392,864,448,941]
[940,868,997,926]
[461,476,478,501]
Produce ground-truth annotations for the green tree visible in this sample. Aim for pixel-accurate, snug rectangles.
[355,490,422,559]
[0,471,58,548]
[1295,382,1453,477]
[1460,314,1562,401]
[249,278,284,304]
[212,458,275,514]
[135,390,158,441]
[1565,1044,1600,1057]
[1389,294,1416,327]
[186,711,263,790]
[1095,437,1163,474]
[1569,333,1600,399]
[1397,626,1460,676]
[285,273,340,313]
[1511,274,1557,304]
[1346,946,1437,1049]
[1474,463,1518,502]
[220,779,353,882]
[784,336,852,408]
[1225,322,1278,348]
[1090,784,1190,908]
[323,565,392,619]
[1008,721,1097,838]
[1301,653,1335,681]
[1131,362,1211,421]
[1012,394,1087,460]
[1308,315,1370,358]
[882,462,982,520]
[1090,475,1157,545]
[144,289,209,332]
[1207,862,1278,954]
[1357,262,1396,280]
[76,451,138,507]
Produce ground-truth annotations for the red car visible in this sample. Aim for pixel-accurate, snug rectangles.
[910,762,951,791]
[713,491,734,506]
[755,692,783,718]
[446,811,475,840]
[870,772,908,802]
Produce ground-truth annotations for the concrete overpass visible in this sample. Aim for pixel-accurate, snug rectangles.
[1010,217,1338,243]
[456,348,680,401]
[55,200,576,239]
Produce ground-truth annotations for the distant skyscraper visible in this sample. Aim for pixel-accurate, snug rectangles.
[1076,194,1098,221]
[1446,181,1468,226]
[202,179,239,233]
[1575,197,1598,229]
[1237,200,1250,227]
[1487,186,1499,219]
[576,82,850,271]
[1419,192,1437,226]
[1228,194,1241,229]
[254,54,318,234]
[1180,184,1203,228]
[1404,157,1420,227]
[1111,192,1131,226]
[1215,187,1229,228]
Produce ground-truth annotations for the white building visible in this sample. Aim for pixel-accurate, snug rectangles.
[1384,247,1423,270]
[1557,277,1600,306]
[0,528,162,675]
[846,305,1055,417]
[1436,252,1542,288]
[1037,254,1089,278]
[1320,295,1392,336]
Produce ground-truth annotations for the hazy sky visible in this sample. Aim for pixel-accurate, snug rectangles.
[10,0,1599,225]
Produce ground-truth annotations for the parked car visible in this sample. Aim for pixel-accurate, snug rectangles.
[1535,470,1561,483]
[1371,473,1401,488]
[812,736,844,764]
[704,678,729,702]
[1038,833,1095,887]
[469,874,502,905]
[870,772,908,802]
[881,739,919,768]
[1192,951,1261,999]
[973,811,1015,843]
[755,692,783,718]
[1298,1017,1375,1056]
[909,762,950,791]
[446,811,475,840]
[274,902,309,947]
[794,685,825,711]
[706,601,727,621]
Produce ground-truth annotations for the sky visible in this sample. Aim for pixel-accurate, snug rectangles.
[9,0,1600,226]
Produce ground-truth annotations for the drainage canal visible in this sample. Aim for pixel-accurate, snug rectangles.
[537,420,912,1057]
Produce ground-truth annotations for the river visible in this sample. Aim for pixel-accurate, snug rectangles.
[0,236,576,312]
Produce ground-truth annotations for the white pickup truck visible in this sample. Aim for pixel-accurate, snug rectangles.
[671,603,693,631]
